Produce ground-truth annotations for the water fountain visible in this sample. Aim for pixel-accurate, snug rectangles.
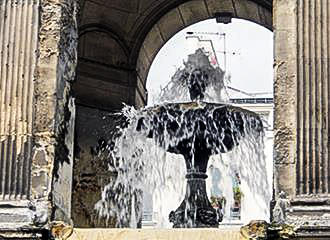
[96,49,265,228]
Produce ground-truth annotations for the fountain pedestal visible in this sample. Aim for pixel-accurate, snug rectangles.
[168,141,219,228]
[169,172,218,228]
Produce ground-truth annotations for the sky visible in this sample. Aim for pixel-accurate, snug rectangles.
[146,18,274,105]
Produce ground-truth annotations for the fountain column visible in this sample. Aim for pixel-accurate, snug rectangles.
[274,0,330,236]
[0,0,78,236]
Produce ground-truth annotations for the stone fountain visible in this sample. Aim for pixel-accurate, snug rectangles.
[96,49,264,228]
[135,50,263,228]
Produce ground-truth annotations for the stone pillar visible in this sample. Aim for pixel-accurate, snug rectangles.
[273,0,330,237]
[0,0,78,235]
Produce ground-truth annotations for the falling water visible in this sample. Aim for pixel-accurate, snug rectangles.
[95,49,271,228]
[154,49,230,105]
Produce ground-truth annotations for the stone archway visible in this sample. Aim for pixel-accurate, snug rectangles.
[135,0,272,88]
[76,0,272,110]
[72,0,273,228]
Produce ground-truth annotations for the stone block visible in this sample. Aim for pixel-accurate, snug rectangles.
[157,8,185,42]
[72,105,119,227]
[274,30,297,60]
[138,0,160,14]
[31,170,49,199]
[79,31,128,67]
[75,75,130,110]
[136,47,151,83]
[273,0,296,30]
[179,0,209,27]
[142,26,164,63]
[273,127,296,164]
[204,0,235,15]
[68,228,241,240]
[233,0,261,25]
[258,5,273,29]
[274,164,296,198]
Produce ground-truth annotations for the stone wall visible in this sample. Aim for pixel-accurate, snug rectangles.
[33,0,78,226]
[0,0,78,236]
[0,0,39,229]
[74,24,141,110]
[0,0,39,202]
[273,0,330,238]
[72,105,118,227]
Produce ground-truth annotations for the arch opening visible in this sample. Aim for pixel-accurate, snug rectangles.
[136,0,272,99]
[71,0,273,228]
[142,18,274,227]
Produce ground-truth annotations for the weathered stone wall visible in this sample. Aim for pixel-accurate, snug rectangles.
[0,0,78,236]
[72,105,118,227]
[273,0,330,238]
[0,0,41,231]
[295,0,329,197]
[0,0,39,202]
[74,24,140,110]
[33,0,78,226]
[273,0,298,200]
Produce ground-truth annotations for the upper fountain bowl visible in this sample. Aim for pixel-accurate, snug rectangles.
[136,102,263,171]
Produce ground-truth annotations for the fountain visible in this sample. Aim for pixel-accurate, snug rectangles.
[96,49,265,228]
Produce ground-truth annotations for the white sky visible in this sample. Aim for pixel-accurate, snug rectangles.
[146,18,274,105]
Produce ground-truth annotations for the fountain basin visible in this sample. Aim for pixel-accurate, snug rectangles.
[137,102,263,158]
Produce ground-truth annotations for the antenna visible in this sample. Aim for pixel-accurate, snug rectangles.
[185,31,239,72]
[185,35,220,68]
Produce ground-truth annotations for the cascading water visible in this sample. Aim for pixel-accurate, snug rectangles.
[95,48,271,228]
[155,49,229,104]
